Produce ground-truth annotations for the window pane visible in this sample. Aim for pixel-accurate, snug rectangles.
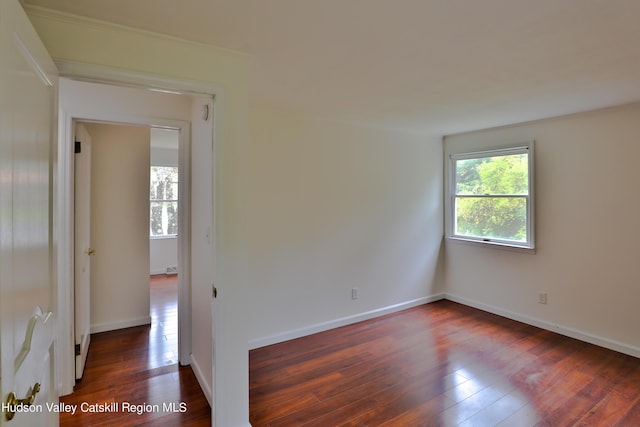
[150,201,179,236]
[456,153,528,195]
[170,181,178,199]
[166,201,178,235]
[150,166,178,236]
[455,196,527,241]
[150,166,179,201]
[150,202,164,236]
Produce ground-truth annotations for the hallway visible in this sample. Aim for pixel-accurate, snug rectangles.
[149,273,179,367]
[60,275,210,426]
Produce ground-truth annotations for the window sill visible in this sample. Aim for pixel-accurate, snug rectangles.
[445,236,535,254]
[150,235,178,240]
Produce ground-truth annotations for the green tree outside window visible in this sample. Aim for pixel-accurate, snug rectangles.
[454,152,528,242]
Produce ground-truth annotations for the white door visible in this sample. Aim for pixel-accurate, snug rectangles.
[74,123,92,380]
[0,0,58,425]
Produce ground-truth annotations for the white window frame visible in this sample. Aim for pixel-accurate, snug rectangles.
[446,141,535,251]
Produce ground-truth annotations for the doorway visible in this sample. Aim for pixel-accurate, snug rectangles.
[58,77,214,401]
[73,122,183,378]
[149,127,181,366]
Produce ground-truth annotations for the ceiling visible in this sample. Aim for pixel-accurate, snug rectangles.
[24,0,640,136]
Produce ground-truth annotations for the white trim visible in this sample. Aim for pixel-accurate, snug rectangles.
[12,32,54,87]
[445,236,536,254]
[53,60,223,423]
[190,353,212,406]
[150,269,175,276]
[177,124,192,365]
[90,316,151,334]
[450,144,530,161]
[55,59,225,98]
[57,110,76,395]
[445,293,640,359]
[248,294,446,350]
[55,64,220,395]
[445,140,535,251]
[249,291,640,361]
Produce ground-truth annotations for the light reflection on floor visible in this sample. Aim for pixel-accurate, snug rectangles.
[148,274,178,369]
[438,365,530,426]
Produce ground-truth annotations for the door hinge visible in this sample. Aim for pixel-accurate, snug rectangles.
[75,140,81,153]
[75,343,81,356]
[212,285,218,299]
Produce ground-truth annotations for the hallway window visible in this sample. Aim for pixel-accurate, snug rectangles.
[150,166,178,236]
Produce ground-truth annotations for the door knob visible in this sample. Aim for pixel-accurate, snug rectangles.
[86,248,96,256]
[4,382,40,421]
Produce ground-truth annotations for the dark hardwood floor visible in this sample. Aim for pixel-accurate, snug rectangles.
[61,281,640,426]
[250,300,640,426]
[60,274,211,426]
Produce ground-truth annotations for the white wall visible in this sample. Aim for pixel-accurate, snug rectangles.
[150,147,179,166]
[444,102,640,357]
[86,123,151,332]
[149,237,177,275]
[34,8,640,427]
[247,107,444,347]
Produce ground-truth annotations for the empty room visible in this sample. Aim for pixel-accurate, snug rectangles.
[3,0,640,425]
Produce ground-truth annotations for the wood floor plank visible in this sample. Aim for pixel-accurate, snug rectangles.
[250,300,640,426]
[60,275,210,426]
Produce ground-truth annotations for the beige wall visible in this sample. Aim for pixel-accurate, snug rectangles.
[85,123,151,331]
[247,107,444,346]
[444,102,640,356]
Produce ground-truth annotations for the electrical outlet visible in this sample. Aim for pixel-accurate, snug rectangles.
[351,288,359,300]
[538,292,548,304]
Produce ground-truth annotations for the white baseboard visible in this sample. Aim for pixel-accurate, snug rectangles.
[445,293,640,359]
[248,294,446,350]
[249,292,640,359]
[90,316,151,334]
[190,353,212,406]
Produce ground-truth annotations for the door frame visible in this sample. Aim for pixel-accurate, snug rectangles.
[56,60,220,397]
[73,122,92,380]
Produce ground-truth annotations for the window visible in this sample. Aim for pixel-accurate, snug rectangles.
[150,166,178,237]
[448,142,534,249]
